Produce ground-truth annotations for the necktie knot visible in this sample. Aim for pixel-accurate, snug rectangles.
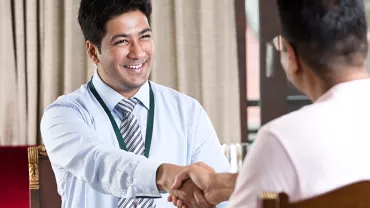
[117,98,137,113]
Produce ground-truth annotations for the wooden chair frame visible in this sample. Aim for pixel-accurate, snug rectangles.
[28,145,49,208]
[260,181,370,208]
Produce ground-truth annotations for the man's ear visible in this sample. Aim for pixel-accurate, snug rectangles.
[285,42,299,74]
[86,40,100,65]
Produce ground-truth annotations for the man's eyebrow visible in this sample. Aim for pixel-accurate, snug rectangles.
[110,28,151,42]
[111,33,129,41]
[139,28,152,35]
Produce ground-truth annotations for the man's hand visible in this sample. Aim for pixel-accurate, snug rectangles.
[169,162,238,207]
[157,162,237,207]
[156,163,214,207]
[170,179,215,208]
[156,163,188,195]
[171,162,219,205]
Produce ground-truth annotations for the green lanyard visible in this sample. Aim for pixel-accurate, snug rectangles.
[88,79,155,158]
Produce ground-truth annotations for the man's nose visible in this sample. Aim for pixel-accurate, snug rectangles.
[127,41,145,59]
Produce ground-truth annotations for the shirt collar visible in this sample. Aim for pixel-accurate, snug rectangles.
[315,78,370,103]
[92,71,150,111]
[134,79,150,110]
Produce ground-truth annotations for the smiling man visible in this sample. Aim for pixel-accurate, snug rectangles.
[40,0,230,208]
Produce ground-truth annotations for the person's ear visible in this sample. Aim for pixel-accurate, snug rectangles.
[284,41,299,74]
[86,40,100,65]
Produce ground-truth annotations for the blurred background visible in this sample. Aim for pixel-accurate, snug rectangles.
[0,0,240,146]
[3,0,370,147]
[243,0,370,144]
[2,0,370,207]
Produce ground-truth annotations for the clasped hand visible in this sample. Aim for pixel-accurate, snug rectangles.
[167,162,219,208]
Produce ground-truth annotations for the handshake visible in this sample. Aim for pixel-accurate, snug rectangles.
[156,162,237,208]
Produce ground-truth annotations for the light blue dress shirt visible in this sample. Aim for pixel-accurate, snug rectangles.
[40,72,230,208]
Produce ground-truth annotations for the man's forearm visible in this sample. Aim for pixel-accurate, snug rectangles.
[213,173,238,203]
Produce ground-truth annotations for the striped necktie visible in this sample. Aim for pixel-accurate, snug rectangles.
[116,98,156,208]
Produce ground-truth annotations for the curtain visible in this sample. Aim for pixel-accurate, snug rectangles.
[151,0,241,144]
[0,0,240,145]
[0,0,94,145]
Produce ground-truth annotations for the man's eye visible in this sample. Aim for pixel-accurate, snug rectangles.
[141,35,151,39]
[115,40,128,45]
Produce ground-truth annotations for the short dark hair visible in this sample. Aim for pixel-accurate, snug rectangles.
[78,0,152,52]
[277,0,368,78]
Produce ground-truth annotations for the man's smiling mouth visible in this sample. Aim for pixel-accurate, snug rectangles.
[123,60,146,70]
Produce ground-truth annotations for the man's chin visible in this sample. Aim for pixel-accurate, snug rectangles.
[122,79,149,89]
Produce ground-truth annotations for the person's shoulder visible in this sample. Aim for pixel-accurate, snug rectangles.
[41,84,94,127]
[150,81,203,109]
[260,101,332,145]
[44,84,92,113]
[266,102,323,128]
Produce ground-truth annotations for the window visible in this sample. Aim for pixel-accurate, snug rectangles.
[246,0,260,142]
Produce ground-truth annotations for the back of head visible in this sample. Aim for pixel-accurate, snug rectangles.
[78,0,152,52]
[277,0,368,80]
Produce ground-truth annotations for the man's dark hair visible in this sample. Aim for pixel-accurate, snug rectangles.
[78,0,152,52]
[277,0,368,78]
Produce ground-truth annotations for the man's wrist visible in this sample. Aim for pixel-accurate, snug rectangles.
[156,163,183,191]
[213,173,238,203]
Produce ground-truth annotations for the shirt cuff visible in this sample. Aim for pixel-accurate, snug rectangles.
[134,157,163,198]
[217,201,230,207]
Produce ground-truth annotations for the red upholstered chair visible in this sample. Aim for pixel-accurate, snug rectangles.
[28,145,61,208]
[0,146,29,208]
[260,181,370,208]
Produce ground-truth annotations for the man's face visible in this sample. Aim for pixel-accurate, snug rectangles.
[96,10,154,93]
